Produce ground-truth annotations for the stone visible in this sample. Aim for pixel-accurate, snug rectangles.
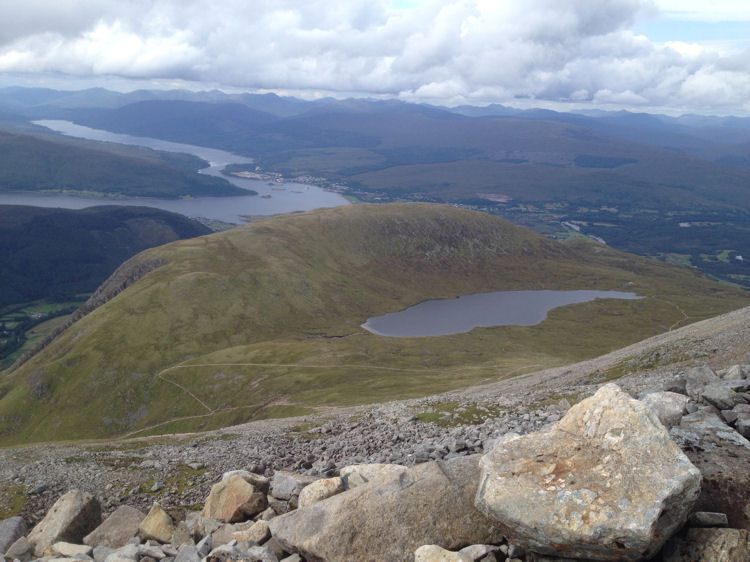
[676,409,750,449]
[103,543,139,561]
[737,414,750,439]
[415,544,472,561]
[269,472,318,501]
[196,535,213,557]
[279,555,302,562]
[722,365,744,380]
[171,521,195,548]
[232,520,270,545]
[475,384,701,561]
[174,544,200,562]
[662,528,750,561]
[92,545,116,561]
[27,489,102,557]
[269,455,503,562]
[212,521,252,547]
[721,409,739,424]
[662,377,687,395]
[684,365,720,399]
[84,505,145,548]
[221,470,270,494]
[5,535,32,561]
[339,463,409,489]
[688,512,728,527]
[701,383,745,410]
[203,475,267,523]
[46,541,94,557]
[458,544,500,559]
[138,503,174,543]
[640,391,689,428]
[0,515,27,554]
[297,477,345,507]
[206,543,279,561]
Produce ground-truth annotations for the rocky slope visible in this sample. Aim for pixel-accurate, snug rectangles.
[1,304,749,560]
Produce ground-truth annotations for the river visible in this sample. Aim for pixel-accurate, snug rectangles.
[0,120,348,223]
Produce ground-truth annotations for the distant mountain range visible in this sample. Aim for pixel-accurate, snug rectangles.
[0,203,746,445]
[0,86,748,286]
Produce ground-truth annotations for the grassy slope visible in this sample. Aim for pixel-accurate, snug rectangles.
[0,129,246,198]
[0,203,746,444]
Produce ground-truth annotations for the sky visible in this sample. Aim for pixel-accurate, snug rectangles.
[0,0,748,115]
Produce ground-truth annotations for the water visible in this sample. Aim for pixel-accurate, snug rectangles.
[362,290,643,337]
[0,120,349,223]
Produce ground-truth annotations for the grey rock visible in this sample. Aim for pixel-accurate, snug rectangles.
[640,391,689,428]
[221,471,270,495]
[5,535,32,562]
[196,535,212,557]
[662,528,750,561]
[174,544,200,562]
[722,365,744,380]
[170,521,194,548]
[736,414,750,439]
[687,512,728,527]
[701,383,745,410]
[297,477,345,507]
[84,505,145,548]
[138,503,174,543]
[0,516,27,554]
[721,410,739,424]
[684,365,719,399]
[269,472,318,501]
[458,544,500,560]
[678,409,750,449]
[270,455,503,562]
[476,384,701,561]
[27,489,101,557]
[92,545,116,562]
[203,476,267,523]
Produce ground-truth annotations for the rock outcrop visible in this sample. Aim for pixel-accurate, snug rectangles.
[475,384,701,561]
[25,490,101,557]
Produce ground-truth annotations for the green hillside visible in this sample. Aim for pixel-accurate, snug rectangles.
[0,203,746,445]
[0,129,247,198]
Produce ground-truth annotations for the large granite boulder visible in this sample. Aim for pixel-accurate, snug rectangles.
[475,384,701,561]
[27,489,101,557]
[269,455,503,562]
[203,474,267,522]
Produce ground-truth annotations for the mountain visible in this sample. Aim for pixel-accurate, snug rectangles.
[0,203,745,445]
[2,88,749,284]
[0,128,247,198]
[0,205,212,308]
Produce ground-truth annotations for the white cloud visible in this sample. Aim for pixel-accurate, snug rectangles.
[0,0,747,114]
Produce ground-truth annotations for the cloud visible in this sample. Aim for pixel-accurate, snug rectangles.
[0,0,747,114]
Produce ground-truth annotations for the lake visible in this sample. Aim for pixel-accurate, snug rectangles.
[0,120,348,223]
[362,290,643,337]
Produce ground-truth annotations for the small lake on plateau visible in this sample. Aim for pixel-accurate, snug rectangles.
[362,290,643,337]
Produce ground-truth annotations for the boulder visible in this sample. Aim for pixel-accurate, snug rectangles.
[640,391,688,428]
[269,472,318,502]
[687,512,728,528]
[0,515,27,554]
[222,470,270,494]
[415,544,472,561]
[684,365,719,400]
[722,365,744,381]
[138,503,174,543]
[27,489,101,557]
[269,455,503,562]
[5,535,32,561]
[297,477,345,507]
[175,543,201,562]
[84,505,145,548]
[45,541,93,557]
[232,520,271,545]
[701,383,746,410]
[475,384,701,561]
[662,528,750,561]
[339,463,409,489]
[203,474,268,522]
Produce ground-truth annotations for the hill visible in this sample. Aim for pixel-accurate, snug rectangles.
[0,205,212,308]
[0,203,746,445]
[0,128,247,198]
